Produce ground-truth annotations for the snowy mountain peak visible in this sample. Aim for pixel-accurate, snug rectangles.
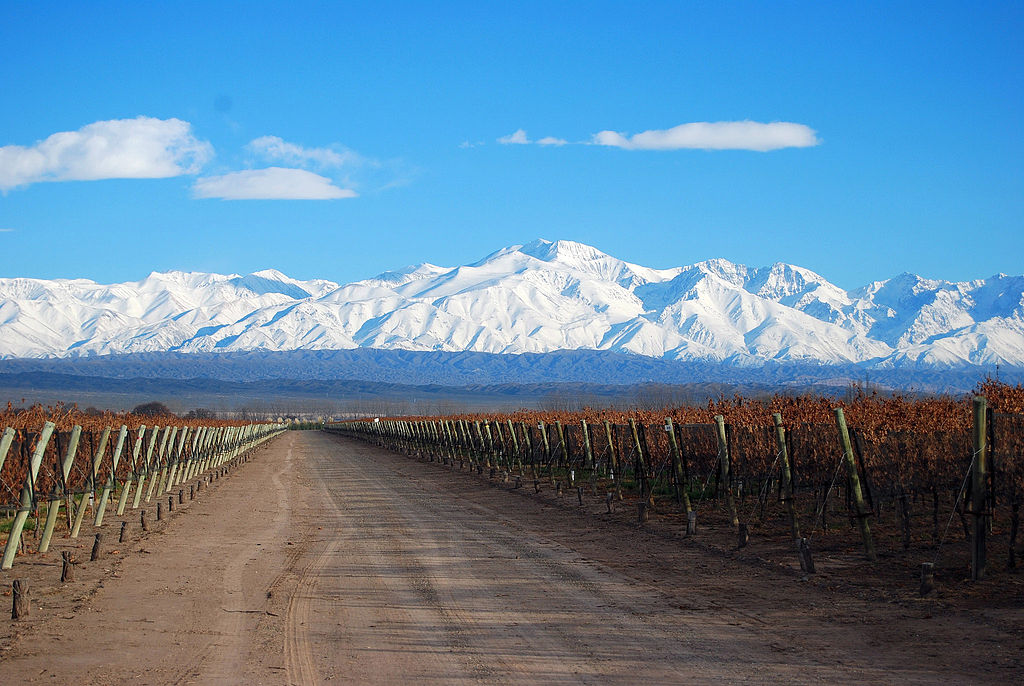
[366,263,450,287]
[0,240,1021,368]
[518,238,610,264]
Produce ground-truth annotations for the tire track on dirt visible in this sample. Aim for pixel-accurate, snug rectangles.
[168,436,297,686]
[284,535,341,685]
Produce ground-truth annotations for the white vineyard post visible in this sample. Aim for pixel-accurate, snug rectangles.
[1,421,56,569]
[94,425,128,527]
[71,427,111,538]
[38,425,82,553]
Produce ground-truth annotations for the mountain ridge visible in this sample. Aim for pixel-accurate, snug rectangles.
[1,238,1022,368]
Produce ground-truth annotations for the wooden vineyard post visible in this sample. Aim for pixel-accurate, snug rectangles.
[489,423,501,473]
[798,538,815,573]
[555,421,567,474]
[971,396,988,581]
[665,418,692,513]
[71,427,111,538]
[539,422,554,486]
[488,422,501,470]
[95,425,128,527]
[39,425,82,554]
[61,551,74,582]
[437,422,450,464]
[520,422,535,479]
[473,422,488,468]
[580,420,594,471]
[920,562,935,596]
[447,420,459,464]
[491,421,504,470]
[468,420,480,468]
[714,415,740,528]
[12,579,30,619]
[507,420,521,472]
[456,421,471,469]
[773,413,800,541]
[435,422,445,463]
[629,418,653,507]
[834,408,876,561]
[2,422,56,569]
[453,420,466,468]
[403,421,413,456]
[440,421,454,464]
[432,421,442,462]
[605,421,621,500]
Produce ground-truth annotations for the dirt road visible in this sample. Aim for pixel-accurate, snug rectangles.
[2,431,1021,684]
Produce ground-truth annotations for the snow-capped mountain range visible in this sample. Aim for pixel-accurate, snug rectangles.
[2,239,1022,368]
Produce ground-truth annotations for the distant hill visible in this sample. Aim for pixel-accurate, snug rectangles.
[0,348,1014,395]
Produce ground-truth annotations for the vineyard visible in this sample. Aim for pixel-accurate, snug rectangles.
[0,403,284,571]
[328,379,1024,587]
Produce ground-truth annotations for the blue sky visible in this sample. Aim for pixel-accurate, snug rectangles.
[0,1,1020,289]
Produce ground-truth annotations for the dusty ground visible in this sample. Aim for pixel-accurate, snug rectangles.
[1,431,1022,684]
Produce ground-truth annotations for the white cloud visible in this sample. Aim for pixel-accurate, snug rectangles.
[497,129,531,145]
[0,117,212,190]
[193,167,356,200]
[497,130,569,146]
[592,121,820,151]
[247,135,358,168]
[0,228,14,233]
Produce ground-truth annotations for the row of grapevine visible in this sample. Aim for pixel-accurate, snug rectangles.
[0,419,286,570]
[327,396,1024,582]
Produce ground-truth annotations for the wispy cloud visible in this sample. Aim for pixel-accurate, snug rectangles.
[593,121,819,151]
[193,167,356,200]
[497,129,531,145]
[0,117,213,191]
[0,228,14,233]
[496,130,568,146]
[247,135,360,168]
[493,121,819,152]
[537,136,568,146]
[225,134,408,197]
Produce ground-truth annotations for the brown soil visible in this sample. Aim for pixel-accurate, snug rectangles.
[1,431,1021,684]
